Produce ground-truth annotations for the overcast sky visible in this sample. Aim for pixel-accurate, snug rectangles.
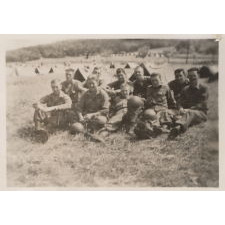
[3,35,79,51]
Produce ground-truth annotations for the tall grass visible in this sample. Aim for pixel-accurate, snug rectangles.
[7,62,218,187]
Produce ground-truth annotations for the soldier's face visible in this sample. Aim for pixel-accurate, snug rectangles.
[66,72,73,81]
[188,72,199,87]
[87,80,98,93]
[117,73,125,82]
[151,76,161,87]
[175,72,185,84]
[92,68,99,75]
[51,83,61,95]
[121,88,129,98]
[136,73,144,82]
[135,68,144,77]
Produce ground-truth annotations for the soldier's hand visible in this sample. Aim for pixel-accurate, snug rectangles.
[33,103,39,109]
[84,113,94,120]
[79,117,85,122]
[42,106,56,112]
[179,107,185,115]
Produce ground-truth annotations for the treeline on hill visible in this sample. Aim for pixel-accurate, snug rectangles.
[6,39,218,62]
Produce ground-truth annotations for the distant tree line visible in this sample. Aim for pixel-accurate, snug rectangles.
[6,39,218,63]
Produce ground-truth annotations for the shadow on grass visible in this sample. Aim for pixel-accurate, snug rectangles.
[17,125,36,142]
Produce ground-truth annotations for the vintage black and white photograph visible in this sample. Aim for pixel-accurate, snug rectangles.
[5,35,219,188]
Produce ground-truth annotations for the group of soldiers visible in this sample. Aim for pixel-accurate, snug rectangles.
[33,64,209,143]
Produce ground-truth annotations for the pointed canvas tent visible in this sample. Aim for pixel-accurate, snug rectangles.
[74,68,88,82]
[49,67,54,73]
[124,62,138,69]
[139,63,151,76]
[35,68,40,74]
[110,63,115,68]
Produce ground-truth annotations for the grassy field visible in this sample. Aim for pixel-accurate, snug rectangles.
[6,61,219,188]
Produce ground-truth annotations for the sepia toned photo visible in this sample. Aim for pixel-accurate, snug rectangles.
[4,35,219,188]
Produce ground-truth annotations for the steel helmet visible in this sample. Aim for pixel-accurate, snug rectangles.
[94,116,107,125]
[127,96,144,110]
[143,109,157,121]
[70,122,85,134]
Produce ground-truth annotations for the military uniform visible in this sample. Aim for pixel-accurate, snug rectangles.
[121,106,143,134]
[77,88,110,131]
[174,83,209,131]
[145,85,176,126]
[33,91,72,130]
[133,77,152,99]
[107,80,122,90]
[105,96,128,132]
[168,79,189,102]
[61,79,86,108]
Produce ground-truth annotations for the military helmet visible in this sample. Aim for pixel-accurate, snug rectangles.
[127,96,144,110]
[94,116,107,125]
[143,109,157,121]
[70,122,85,134]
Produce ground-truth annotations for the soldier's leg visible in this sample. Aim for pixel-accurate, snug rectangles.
[168,109,207,140]
[175,109,207,132]
[105,110,127,132]
[88,115,108,132]
[33,109,48,130]
[122,107,142,134]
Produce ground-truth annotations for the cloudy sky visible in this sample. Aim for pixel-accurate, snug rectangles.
[2,35,80,51]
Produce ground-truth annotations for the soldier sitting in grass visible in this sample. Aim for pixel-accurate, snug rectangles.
[134,109,162,139]
[168,68,189,102]
[121,95,145,135]
[144,73,177,130]
[61,68,87,110]
[33,79,72,142]
[132,66,152,99]
[76,76,110,132]
[131,73,177,139]
[107,68,132,91]
[98,84,131,135]
[168,68,209,140]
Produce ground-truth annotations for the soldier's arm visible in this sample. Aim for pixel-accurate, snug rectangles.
[39,94,50,105]
[166,87,177,109]
[76,93,86,121]
[191,86,209,110]
[97,91,110,116]
[145,87,153,108]
[49,93,72,111]
[33,95,51,112]
[57,94,72,110]
[177,89,186,111]
[75,80,87,93]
